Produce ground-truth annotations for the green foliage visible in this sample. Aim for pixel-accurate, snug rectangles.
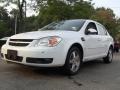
[0,7,9,20]
[0,21,11,38]
[0,7,11,38]
[0,0,27,33]
[91,7,118,37]
[72,0,95,19]
[24,16,38,32]
[0,0,120,39]
[37,0,94,27]
[37,0,72,27]
[0,21,7,32]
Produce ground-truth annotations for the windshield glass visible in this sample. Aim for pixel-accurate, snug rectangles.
[39,20,85,31]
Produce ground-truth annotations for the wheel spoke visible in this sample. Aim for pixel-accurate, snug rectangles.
[70,59,74,64]
[75,55,80,61]
[72,51,76,58]
[69,50,80,72]
[75,61,80,67]
[71,64,76,71]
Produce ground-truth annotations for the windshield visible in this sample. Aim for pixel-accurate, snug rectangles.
[39,20,85,31]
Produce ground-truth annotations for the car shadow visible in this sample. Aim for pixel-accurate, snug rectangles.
[82,59,104,68]
[7,59,105,78]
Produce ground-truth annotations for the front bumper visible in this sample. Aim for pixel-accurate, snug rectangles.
[1,44,66,67]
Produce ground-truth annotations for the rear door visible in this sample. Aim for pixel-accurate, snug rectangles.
[96,23,110,55]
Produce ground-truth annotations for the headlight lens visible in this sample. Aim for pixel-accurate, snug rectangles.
[34,36,62,47]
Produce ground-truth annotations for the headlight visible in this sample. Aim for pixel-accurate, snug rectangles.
[34,36,62,47]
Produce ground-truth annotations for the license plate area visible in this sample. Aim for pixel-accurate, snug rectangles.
[7,50,18,60]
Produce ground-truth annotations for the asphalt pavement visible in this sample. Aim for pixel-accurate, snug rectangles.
[0,53,120,90]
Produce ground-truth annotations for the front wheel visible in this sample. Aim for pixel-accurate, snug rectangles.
[64,47,82,75]
[103,47,113,63]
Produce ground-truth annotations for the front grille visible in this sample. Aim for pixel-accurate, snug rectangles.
[9,42,29,46]
[9,39,33,47]
[10,39,33,42]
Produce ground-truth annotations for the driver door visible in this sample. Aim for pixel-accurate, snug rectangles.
[83,22,101,60]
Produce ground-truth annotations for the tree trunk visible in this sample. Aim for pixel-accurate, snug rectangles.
[17,0,25,33]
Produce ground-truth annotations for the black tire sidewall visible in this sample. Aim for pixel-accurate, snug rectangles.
[104,47,113,63]
[64,47,82,75]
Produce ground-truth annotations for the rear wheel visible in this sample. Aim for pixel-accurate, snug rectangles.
[64,47,82,75]
[103,47,113,63]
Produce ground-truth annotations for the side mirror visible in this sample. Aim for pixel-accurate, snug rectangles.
[86,28,98,35]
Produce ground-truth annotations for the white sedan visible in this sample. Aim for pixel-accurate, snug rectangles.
[1,19,114,75]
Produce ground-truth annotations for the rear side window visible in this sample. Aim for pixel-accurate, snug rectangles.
[97,24,107,35]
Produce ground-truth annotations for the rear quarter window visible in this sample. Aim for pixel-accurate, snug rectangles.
[97,23,107,35]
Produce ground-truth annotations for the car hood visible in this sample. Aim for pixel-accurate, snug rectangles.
[10,30,77,39]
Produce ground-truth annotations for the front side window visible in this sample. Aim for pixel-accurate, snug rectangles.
[39,20,85,31]
[85,22,98,35]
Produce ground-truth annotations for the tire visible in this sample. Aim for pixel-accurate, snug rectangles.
[64,47,82,75]
[103,47,113,64]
